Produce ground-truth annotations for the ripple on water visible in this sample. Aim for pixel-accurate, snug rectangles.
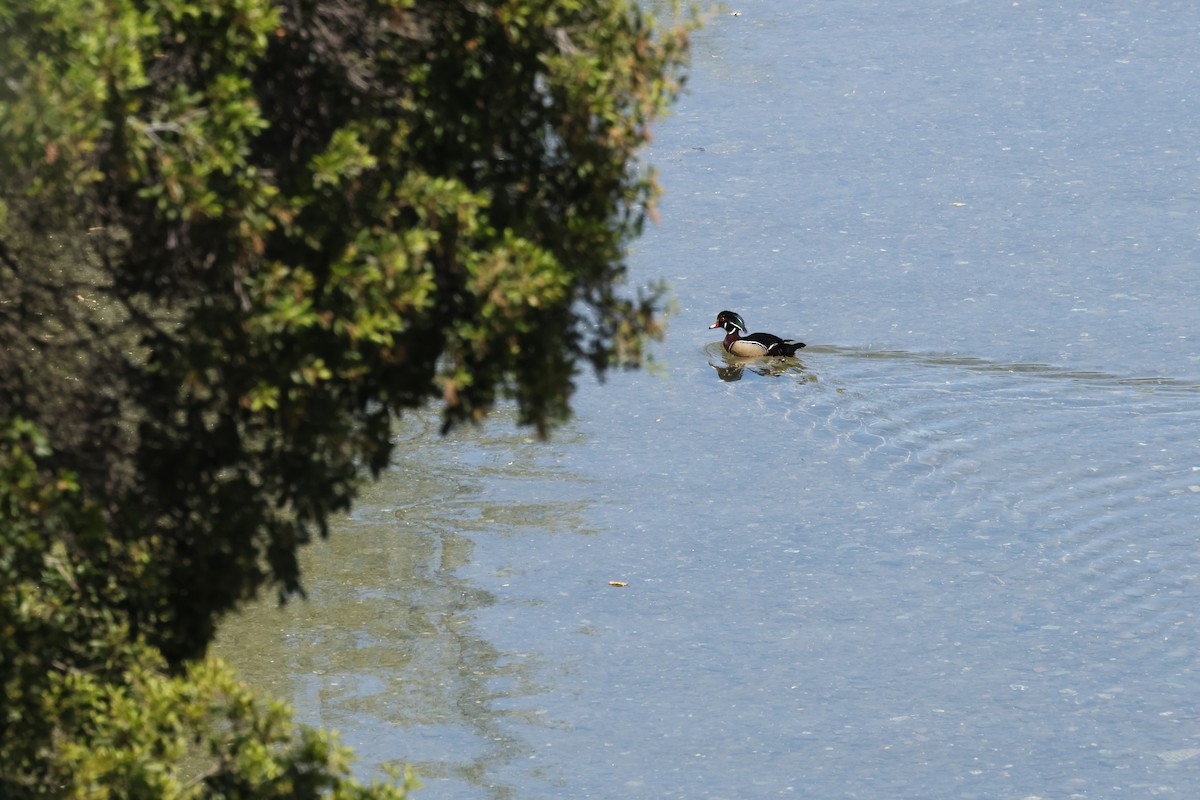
[768,346,1200,650]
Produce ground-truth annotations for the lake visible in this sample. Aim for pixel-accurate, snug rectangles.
[217,2,1200,797]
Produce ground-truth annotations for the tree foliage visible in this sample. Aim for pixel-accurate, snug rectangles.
[0,0,690,794]
[1,419,419,797]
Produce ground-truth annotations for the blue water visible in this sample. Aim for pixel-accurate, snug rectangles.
[219,3,1200,798]
[655,2,1200,379]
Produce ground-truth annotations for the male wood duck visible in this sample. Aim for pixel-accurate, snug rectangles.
[709,310,806,357]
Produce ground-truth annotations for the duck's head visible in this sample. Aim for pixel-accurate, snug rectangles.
[709,310,747,334]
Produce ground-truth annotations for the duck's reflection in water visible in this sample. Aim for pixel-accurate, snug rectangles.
[708,357,806,382]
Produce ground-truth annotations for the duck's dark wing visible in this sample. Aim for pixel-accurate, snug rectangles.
[744,332,806,357]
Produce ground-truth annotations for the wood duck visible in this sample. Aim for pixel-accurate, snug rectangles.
[709,310,806,357]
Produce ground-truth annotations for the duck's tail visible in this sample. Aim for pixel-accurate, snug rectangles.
[769,341,806,357]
